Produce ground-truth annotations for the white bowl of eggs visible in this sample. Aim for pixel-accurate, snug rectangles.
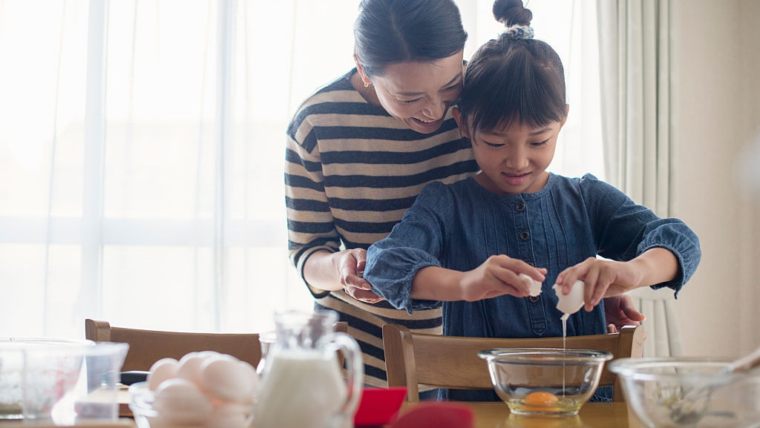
[129,351,258,428]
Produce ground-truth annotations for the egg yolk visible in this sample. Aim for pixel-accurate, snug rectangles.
[523,391,559,407]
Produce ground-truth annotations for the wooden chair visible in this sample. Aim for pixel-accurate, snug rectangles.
[382,324,645,403]
[85,319,348,372]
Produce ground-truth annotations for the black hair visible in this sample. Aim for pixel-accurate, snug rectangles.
[458,0,567,137]
[354,0,467,78]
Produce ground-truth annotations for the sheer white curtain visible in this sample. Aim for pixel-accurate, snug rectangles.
[0,0,603,339]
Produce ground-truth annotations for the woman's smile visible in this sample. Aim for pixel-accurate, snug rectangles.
[412,116,444,128]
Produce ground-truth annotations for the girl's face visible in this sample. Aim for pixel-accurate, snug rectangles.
[453,108,566,195]
[357,51,465,134]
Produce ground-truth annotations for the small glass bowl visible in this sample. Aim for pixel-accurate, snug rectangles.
[478,348,612,417]
[0,338,102,422]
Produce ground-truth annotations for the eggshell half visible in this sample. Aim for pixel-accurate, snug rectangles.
[519,273,543,297]
[552,280,585,319]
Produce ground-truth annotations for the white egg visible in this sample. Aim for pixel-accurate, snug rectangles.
[200,358,258,403]
[553,280,586,320]
[153,378,213,424]
[198,350,223,359]
[177,352,217,387]
[205,403,253,428]
[519,273,543,297]
[147,358,179,391]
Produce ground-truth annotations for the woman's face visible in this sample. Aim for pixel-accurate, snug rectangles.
[453,108,566,195]
[362,51,465,134]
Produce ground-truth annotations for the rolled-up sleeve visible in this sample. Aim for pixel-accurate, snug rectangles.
[366,243,442,313]
[364,182,451,313]
[636,220,701,296]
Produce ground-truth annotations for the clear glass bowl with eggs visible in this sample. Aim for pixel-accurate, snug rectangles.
[609,358,760,428]
[130,381,256,428]
[130,351,258,428]
[478,348,612,416]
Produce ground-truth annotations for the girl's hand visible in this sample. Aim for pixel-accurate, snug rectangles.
[459,255,546,301]
[556,257,644,312]
[337,249,384,304]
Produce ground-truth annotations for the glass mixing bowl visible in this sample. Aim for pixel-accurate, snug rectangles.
[609,357,760,428]
[478,348,612,416]
[0,339,126,423]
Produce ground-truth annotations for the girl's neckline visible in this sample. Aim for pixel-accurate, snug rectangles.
[466,172,557,202]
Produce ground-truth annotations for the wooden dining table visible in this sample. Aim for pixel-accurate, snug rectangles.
[117,388,642,428]
[395,401,642,428]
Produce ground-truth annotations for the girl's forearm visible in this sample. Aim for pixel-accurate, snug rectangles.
[410,266,465,301]
[631,247,679,287]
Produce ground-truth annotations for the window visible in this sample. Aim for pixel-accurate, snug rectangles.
[0,0,602,338]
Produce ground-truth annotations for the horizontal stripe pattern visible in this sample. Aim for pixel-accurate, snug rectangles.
[316,293,440,389]
[286,69,479,387]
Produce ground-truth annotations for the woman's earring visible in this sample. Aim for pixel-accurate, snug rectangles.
[363,81,369,88]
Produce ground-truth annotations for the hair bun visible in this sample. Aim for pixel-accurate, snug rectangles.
[492,0,532,27]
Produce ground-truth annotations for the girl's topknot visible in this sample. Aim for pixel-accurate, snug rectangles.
[457,0,566,135]
[492,0,532,27]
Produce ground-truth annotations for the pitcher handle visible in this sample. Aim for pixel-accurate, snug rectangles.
[325,332,364,423]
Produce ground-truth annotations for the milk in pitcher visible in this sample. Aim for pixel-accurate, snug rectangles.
[253,310,361,428]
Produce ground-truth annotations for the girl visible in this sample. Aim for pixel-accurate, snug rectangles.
[363,0,701,401]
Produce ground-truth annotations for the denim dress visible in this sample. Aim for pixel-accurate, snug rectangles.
[364,173,701,401]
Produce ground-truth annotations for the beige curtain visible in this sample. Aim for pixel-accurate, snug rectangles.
[597,0,672,214]
[596,0,681,357]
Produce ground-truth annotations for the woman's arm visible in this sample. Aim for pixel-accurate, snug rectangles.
[285,116,380,302]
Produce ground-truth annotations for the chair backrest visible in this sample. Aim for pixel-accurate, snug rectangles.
[85,319,348,372]
[382,324,645,403]
[626,287,682,357]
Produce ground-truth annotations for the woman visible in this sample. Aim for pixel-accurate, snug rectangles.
[284,0,643,391]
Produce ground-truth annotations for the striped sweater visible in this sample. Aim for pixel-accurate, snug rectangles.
[285,69,479,387]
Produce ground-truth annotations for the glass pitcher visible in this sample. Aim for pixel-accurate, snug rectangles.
[254,310,363,428]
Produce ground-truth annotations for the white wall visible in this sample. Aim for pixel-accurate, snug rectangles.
[671,0,760,358]
[737,0,760,357]
[740,0,760,353]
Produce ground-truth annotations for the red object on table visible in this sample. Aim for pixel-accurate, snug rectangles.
[390,402,475,428]
[353,387,408,427]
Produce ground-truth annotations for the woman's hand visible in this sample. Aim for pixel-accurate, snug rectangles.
[302,249,385,304]
[458,255,546,301]
[556,257,644,312]
[336,249,385,304]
